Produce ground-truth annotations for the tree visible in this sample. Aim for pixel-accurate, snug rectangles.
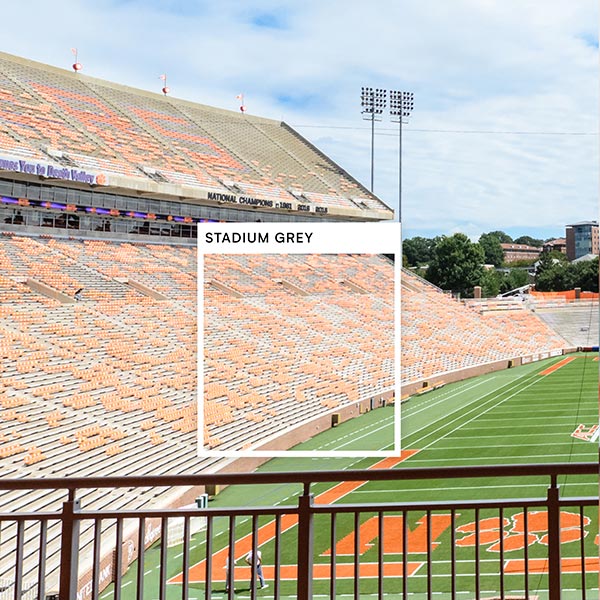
[508,268,529,289]
[535,262,568,291]
[568,258,598,292]
[534,256,598,292]
[402,236,435,266]
[535,250,557,276]
[547,250,569,265]
[503,258,538,268]
[479,268,501,297]
[499,268,529,294]
[478,232,505,267]
[487,230,513,243]
[426,233,485,297]
[534,250,569,289]
[513,235,543,247]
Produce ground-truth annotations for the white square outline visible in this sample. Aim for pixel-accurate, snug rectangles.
[197,222,401,458]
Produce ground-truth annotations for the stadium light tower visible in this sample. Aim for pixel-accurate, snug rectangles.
[361,87,387,192]
[389,91,414,223]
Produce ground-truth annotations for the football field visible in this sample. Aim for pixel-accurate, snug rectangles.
[105,353,598,599]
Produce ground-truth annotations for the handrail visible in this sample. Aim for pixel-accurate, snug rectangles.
[0,461,595,491]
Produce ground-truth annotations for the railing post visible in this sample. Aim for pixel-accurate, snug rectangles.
[297,484,314,600]
[59,495,81,600]
[547,477,561,600]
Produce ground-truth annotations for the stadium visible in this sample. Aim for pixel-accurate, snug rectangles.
[0,51,597,600]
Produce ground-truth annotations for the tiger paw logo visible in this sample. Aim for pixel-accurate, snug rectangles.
[456,511,592,552]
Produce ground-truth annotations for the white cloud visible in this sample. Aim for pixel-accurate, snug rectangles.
[0,0,597,239]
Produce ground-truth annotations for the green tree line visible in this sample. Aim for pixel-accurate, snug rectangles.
[403,231,598,297]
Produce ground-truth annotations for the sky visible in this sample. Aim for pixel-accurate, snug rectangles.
[1,0,597,240]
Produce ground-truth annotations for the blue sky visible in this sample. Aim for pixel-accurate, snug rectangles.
[1,0,597,240]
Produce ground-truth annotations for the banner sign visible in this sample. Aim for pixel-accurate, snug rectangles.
[0,156,338,216]
[0,156,107,186]
[207,191,328,214]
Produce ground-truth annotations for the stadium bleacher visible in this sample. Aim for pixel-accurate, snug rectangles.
[204,253,394,450]
[0,236,581,590]
[400,269,568,384]
[532,302,599,347]
[0,237,573,474]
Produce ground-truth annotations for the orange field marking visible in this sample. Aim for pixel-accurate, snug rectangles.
[324,514,452,556]
[504,557,600,574]
[169,450,419,585]
[195,561,424,584]
[315,452,418,504]
[456,510,592,553]
[538,356,577,376]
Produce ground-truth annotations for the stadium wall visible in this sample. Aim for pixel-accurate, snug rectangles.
[253,391,394,453]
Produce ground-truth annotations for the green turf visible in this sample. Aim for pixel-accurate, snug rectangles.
[103,353,598,598]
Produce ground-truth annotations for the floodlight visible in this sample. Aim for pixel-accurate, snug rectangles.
[390,90,413,122]
[361,87,414,218]
[361,87,387,119]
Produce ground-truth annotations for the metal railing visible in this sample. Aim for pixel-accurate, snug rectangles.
[0,462,597,600]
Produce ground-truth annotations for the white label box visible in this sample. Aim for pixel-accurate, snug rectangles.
[198,222,401,458]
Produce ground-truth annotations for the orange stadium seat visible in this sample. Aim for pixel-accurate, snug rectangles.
[400,269,566,384]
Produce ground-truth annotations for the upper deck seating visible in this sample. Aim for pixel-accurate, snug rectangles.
[0,52,390,216]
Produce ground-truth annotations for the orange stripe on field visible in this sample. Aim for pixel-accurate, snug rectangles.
[173,561,424,584]
[538,357,576,376]
[168,450,419,585]
[369,454,418,469]
[315,452,418,504]
[505,557,600,574]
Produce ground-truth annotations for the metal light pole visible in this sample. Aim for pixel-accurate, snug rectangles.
[389,91,414,224]
[361,87,387,192]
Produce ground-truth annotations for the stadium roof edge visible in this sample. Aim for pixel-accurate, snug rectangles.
[0,50,278,124]
[279,121,382,209]
[0,163,394,221]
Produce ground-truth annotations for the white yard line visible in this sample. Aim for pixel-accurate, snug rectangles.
[427,441,590,449]
[406,369,549,451]
[402,378,496,418]
[450,431,574,437]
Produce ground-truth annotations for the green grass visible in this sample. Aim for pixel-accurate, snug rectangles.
[103,353,598,598]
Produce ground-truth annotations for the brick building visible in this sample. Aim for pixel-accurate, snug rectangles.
[500,243,542,263]
[542,238,567,254]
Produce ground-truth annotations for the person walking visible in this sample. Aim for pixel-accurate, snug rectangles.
[244,550,268,589]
